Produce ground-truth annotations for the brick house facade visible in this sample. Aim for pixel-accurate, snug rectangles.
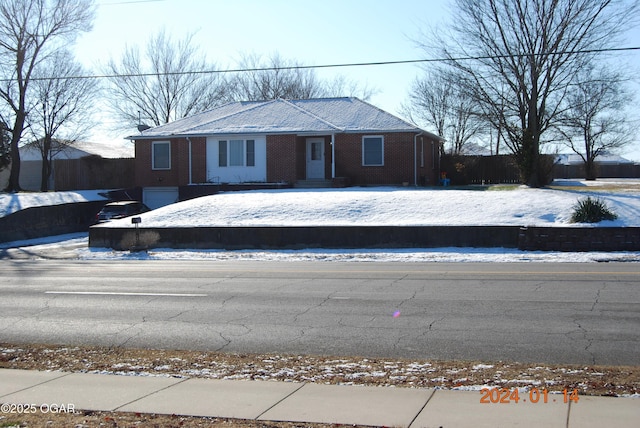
[130,98,443,207]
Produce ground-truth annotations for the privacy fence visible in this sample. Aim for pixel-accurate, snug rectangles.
[54,156,134,191]
[440,154,639,185]
[440,155,523,185]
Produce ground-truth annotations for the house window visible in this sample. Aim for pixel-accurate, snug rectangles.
[219,139,256,167]
[229,140,244,166]
[218,141,227,167]
[152,141,171,170]
[362,136,384,166]
[246,139,255,166]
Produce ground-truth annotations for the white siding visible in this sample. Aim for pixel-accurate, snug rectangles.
[206,136,267,183]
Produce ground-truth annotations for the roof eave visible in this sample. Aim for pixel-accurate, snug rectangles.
[127,128,444,141]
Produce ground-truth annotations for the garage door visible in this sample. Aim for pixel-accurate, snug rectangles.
[143,187,179,209]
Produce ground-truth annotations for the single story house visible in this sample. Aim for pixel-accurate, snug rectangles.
[129,97,443,208]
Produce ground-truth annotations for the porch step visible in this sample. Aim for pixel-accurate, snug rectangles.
[294,179,333,188]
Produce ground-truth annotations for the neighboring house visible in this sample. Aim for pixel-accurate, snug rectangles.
[129,97,443,208]
[19,139,134,191]
[554,153,640,179]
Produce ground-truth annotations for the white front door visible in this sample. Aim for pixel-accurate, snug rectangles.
[306,138,325,179]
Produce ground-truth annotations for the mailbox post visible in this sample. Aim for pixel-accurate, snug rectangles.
[131,217,141,250]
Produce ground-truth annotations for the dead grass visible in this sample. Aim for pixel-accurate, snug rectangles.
[0,411,335,428]
[1,343,638,427]
[547,180,640,193]
[2,343,638,395]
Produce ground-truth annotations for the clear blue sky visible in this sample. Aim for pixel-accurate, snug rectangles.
[76,0,640,160]
[76,0,442,114]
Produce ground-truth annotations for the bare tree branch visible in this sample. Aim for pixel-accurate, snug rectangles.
[104,29,228,130]
[26,49,100,191]
[0,0,95,191]
[422,0,639,186]
[556,64,634,179]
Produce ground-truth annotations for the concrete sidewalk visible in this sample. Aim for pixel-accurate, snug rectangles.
[1,369,638,427]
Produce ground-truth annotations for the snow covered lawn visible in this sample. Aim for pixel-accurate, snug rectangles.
[97,180,640,228]
[3,180,639,263]
[0,190,107,218]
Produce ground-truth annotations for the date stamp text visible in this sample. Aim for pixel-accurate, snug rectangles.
[480,388,579,404]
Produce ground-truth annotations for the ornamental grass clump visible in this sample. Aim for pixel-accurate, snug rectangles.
[570,197,618,223]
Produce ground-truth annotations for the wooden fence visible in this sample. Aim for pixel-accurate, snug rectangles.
[440,154,639,185]
[54,156,135,190]
[440,155,522,185]
[553,162,640,179]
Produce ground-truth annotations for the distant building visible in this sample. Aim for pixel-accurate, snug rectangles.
[19,140,134,191]
[554,153,639,179]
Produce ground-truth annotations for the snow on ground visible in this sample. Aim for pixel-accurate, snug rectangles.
[2,179,640,262]
[0,190,108,218]
[98,180,640,228]
[80,244,640,263]
[2,231,639,262]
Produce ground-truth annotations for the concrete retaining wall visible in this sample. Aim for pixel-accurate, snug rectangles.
[88,225,640,252]
[0,201,107,243]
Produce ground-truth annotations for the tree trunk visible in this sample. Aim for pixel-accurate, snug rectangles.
[40,136,53,191]
[584,158,597,181]
[6,115,25,192]
[517,128,542,188]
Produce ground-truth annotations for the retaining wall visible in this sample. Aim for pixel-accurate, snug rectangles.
[89,226,521,251]
[89,226,519,250]
[0,201,107,243]
[88,225,640,252]
[518,227,640,251]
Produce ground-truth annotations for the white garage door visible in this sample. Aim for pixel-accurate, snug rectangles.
[143,187,179,209]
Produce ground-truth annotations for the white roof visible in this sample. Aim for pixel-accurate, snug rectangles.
[129,98,441,140]
[20,140,133,160]
[555,153,636,165]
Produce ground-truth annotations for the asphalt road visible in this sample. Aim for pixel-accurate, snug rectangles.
[0,260,638,366]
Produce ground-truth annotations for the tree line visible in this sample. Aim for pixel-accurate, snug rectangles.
[1,0,638,192]
[403,0,639,185]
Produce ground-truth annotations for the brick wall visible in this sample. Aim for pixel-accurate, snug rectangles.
[334,133,438,186]
[135,137,206,187]
[518,227,640,251]
[267,134,299,183]
[190,137,207,184]
[136,133,440,187]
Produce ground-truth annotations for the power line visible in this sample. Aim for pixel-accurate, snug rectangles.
[18,46,640,82]
[99,0,166,5]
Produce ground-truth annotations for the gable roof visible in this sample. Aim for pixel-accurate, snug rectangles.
[128,97,442,140]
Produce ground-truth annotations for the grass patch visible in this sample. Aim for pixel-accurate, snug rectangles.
[485,185,521,191]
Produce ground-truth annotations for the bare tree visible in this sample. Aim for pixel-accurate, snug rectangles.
[320,74,377,101]
[403,69,482,154]
[105,29,227,129]
[229,52,377,101]
[0,0,95,192]
[27,50,99,191]
[229,52,323,101]
[558,65,633,180]
[425,0,639,187]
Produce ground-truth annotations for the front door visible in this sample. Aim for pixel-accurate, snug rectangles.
[306,138,325,179]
